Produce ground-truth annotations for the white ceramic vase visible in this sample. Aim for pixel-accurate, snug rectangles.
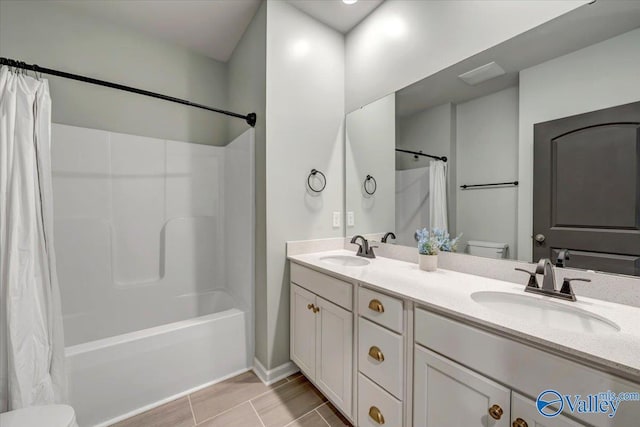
[419,254,438,272]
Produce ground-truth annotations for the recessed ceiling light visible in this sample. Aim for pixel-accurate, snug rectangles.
[343,0,358,5]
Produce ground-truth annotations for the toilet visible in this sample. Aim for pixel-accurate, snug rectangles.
[0,405,77,427]
[467,240,508,259]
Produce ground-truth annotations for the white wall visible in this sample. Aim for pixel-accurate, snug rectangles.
[345,0,587,112]
[264,1,345,369]
[397,103,457,234]
[517,28,640,262]
[227,1,268,366]
[456,87,519,258]
[345,94,395,236]
[0,0,229,146]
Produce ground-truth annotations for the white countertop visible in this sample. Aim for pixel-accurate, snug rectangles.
[288,249,640,382]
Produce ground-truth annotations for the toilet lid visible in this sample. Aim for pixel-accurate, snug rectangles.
[0,405,76,427]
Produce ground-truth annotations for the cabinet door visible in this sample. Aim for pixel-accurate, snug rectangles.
[511,393,585,427]
[316,296,353,417]
[414,345,511,427]
[290,284,317,380]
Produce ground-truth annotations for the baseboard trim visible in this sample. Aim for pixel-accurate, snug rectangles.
[253,357,299,386]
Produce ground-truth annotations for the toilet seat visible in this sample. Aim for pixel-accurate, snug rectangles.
[0,405,77,427]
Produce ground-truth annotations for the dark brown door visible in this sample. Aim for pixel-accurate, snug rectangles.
[533,101,640,276]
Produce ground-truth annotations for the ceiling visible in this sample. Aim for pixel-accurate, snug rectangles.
[56,0,383,63]
[396,0,640,117]
[287,0,384,34]
[56,0,261,62]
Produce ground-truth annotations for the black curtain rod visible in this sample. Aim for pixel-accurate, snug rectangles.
[395,148,447,162]
[461,181,518,189]
[0,57,256,127]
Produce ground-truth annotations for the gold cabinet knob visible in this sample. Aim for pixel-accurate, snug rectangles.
[307,303,314,311]
[512,418,528,427]
[368,346,385,362]
[368,406,385,424]
[489,404,504,420]
[313,306,320,313]
[368,299,384,313]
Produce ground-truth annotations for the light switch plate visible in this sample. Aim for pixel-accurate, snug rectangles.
[332,212,341,228]
[347,211,355,227]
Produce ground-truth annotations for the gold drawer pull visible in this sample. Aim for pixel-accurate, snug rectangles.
[313,306,320,313]
[368,346,385,362]
[368,406,385,424]
[489,404,503,420]
[512,418,528,427]
[368,299,384,313]
[307,303,314,311]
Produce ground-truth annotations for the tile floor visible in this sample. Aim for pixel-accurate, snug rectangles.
[110,371,352,427]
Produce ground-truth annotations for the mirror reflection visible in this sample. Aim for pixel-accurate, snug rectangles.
[345,2,640,276]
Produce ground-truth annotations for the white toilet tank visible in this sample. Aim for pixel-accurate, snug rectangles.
[467,240,508,259]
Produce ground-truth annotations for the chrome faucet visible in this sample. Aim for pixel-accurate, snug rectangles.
[514,258,591,301]
[350,235,377,259]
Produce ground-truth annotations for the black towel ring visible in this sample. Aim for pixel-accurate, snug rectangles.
[307,169,326,193]
[364,174,377,195]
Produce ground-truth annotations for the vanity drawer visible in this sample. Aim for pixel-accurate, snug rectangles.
[291,263,352,310]
[358,374,402,427]
[358,287,403,333]
[358,318,404,399]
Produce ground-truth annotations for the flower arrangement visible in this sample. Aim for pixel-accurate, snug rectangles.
[416,228,461,255]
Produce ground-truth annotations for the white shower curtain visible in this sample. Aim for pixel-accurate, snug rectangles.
[428,160,448,231]
[0,66,67,411]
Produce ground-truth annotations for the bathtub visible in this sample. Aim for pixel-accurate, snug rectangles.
[65,293,252,426]
[52,125,256,426]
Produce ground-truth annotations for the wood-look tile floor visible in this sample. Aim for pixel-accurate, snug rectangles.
[110,371,352,427]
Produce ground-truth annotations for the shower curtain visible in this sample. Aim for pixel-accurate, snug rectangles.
[428,160,448,231]
[0,66,67,411]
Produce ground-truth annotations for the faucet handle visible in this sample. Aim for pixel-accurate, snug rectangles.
[560,277,591,298]
[514,268,539,288]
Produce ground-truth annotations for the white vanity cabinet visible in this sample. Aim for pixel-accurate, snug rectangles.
[357,287,408,427]
[290,264,353,419]
[414,345,511,427]
[288,259,639,427]
[414,308,640,427]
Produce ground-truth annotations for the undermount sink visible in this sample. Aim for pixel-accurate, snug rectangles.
[471,291,620,334]
[319,255,370,267]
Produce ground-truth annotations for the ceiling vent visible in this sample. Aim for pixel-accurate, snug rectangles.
[458,62,506,86]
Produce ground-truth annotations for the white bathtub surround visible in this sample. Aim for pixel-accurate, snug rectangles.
[0,67,68,411]
[288,249,640,382]
[51,124,255,426]
[395,167,429,247]
[252,357,299,386]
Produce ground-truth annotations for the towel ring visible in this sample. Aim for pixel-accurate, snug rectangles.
[364,174,377,195]
[307,169,326,193]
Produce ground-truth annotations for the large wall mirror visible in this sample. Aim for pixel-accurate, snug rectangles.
[345,1,640,277]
